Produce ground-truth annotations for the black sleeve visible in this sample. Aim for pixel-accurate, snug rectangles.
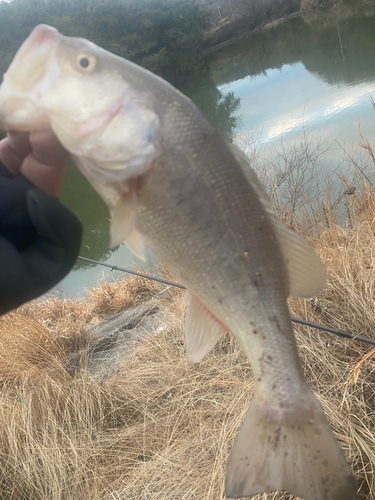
[0,162,37,250]
[0,160,83,314]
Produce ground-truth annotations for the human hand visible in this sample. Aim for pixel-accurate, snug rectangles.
[0,130,68,197]
[0,130,82,314]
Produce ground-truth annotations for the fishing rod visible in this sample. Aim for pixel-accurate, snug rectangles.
[77,256,375,347]
[78,256,186,289]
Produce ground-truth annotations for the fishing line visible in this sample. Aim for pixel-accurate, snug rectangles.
[77,256,375,347]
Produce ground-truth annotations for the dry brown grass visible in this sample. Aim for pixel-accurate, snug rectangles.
[2,169,375,498]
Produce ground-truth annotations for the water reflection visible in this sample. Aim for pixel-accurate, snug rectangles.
[182,70,241,142]
[59,161,111,266]
[210,11,375,185]
[209,12,375,88]
[61,7,375,295]
[220,63,375,145]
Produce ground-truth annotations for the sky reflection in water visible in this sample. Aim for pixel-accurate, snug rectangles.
[219,62,375,150]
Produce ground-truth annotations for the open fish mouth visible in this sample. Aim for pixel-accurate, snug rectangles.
[0,26,60,130]
[3,25,59,94]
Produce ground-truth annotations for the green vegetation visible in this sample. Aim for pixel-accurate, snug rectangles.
[1,0,374,86]
[0,0,210,86]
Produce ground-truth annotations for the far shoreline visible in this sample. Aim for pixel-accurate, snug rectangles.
[202,11,301,56]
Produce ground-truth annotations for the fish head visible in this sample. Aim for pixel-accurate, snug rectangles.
[0,24,161,186]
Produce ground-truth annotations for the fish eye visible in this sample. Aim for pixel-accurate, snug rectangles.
[76,53,97,71]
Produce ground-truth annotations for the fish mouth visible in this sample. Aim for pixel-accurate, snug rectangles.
[69,99,124,138]
[3,25,58,94]
[0,25,59,130]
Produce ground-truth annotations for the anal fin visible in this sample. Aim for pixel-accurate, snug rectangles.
[185,292,228,363]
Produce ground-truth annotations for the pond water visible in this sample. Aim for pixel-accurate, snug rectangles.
[59,5,375,297]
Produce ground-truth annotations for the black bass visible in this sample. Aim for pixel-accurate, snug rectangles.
[0,25,357,500]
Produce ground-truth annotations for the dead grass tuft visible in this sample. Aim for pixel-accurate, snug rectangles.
[3,145,375,498]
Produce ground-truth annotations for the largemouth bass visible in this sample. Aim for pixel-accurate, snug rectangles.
[0,25,357,500]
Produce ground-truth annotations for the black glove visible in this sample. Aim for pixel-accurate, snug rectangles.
[0,161,82,315]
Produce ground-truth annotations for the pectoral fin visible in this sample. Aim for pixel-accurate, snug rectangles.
[272,220,326,298]
[124,230,146,261]
[109,192,138,248]
[185,292,228,363]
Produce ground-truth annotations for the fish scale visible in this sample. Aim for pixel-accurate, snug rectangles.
[137,111,307,397]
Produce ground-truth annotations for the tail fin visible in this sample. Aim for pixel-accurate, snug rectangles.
[225,389,357,500]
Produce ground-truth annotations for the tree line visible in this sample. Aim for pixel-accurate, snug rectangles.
[0,0,211,86]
